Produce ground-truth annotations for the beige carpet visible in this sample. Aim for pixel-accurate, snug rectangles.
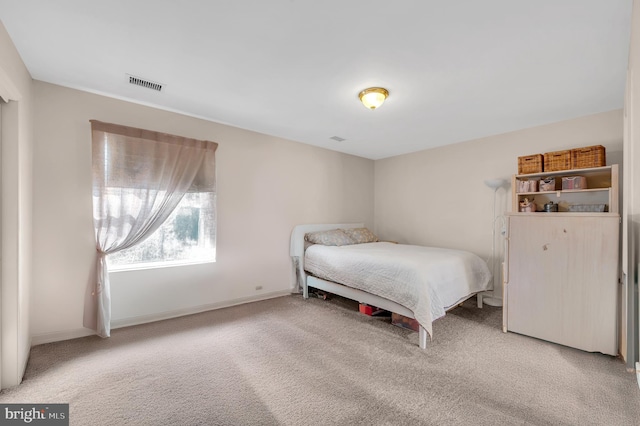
[1,295,639,425]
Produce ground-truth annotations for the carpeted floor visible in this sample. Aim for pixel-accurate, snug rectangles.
[1,294,639,425]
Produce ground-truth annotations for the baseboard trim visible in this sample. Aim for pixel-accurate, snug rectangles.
[32,291,292,346]
[30,290,291,348]
[18,338,32,385]
[31,328,97,347]
[110,290,291,329]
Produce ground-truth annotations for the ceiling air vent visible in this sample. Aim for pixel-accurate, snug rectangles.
[127,74,163,92]
[330,136,346,142]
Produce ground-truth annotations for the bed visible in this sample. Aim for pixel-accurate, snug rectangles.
[290,223,492,349]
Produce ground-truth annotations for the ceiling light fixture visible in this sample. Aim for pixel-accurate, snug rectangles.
[358,87,389,110]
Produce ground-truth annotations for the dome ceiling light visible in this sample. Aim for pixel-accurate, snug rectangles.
[358,87,389,110]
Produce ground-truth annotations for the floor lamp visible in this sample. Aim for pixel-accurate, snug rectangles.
[479,178,508,307]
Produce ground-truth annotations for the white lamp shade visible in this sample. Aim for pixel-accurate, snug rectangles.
[484,178,507,189]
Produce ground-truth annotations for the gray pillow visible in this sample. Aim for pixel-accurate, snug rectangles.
[342,227,379,244]
[304,229,355,246]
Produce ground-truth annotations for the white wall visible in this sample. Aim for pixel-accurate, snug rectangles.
[623,0,640,370]
[0,20,34,388]
[374,110,623,293]
[30,81,374,341]
[30,81,625,344]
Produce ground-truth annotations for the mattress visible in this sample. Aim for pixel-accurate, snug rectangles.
[304,242,492,337]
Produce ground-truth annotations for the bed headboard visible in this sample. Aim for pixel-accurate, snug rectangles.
[289,223,364,294]
[289,223,364,257]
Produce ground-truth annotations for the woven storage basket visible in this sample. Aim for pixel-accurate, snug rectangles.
[544,150,571,172]
[518,154,543,174]
[571,145,606,169]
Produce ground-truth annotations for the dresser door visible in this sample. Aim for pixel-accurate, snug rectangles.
[506,215,619,355]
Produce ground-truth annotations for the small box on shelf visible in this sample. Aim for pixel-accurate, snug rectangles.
[516,179,538,193]
[561,176,587,190]
[543,150,571,172]
[568,204,606,212]
[539,178,557,191]
[571,145,606,169]
[517,154,543,174]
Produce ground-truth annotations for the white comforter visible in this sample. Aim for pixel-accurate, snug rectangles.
[304,242,492,337]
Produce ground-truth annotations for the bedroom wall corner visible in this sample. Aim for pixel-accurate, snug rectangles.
[373,110,623,281]
[623,0,640,374]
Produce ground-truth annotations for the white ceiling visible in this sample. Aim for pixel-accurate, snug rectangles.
[0,1,633,160]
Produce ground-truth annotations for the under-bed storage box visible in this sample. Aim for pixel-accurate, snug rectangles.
[391,313,420,332]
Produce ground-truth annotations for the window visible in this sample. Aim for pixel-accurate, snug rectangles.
[108,191,216,269]
[91,120,218,270]
[89,120,218,337]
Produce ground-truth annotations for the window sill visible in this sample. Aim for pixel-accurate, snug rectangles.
[109,258,216,273]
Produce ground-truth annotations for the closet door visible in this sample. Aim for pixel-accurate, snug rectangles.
[506,215,619,355]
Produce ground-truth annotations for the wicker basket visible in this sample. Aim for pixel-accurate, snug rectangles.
[544,150,571,172]
[571,145,606,169]
[518,154,543,174]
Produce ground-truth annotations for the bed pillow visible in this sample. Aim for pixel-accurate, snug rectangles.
[304,229,355,246]
[341,227,379,244]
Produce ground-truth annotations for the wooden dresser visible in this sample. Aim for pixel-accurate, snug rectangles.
[503,165,619,355]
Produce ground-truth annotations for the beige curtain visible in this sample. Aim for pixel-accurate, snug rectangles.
[85,120,218,337]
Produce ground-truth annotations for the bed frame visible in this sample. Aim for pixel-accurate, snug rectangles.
[290,223,429,349]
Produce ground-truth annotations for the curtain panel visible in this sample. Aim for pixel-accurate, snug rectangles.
[85,120,218,337]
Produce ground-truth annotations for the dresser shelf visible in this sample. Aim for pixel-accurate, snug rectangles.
[512,164,618,213]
